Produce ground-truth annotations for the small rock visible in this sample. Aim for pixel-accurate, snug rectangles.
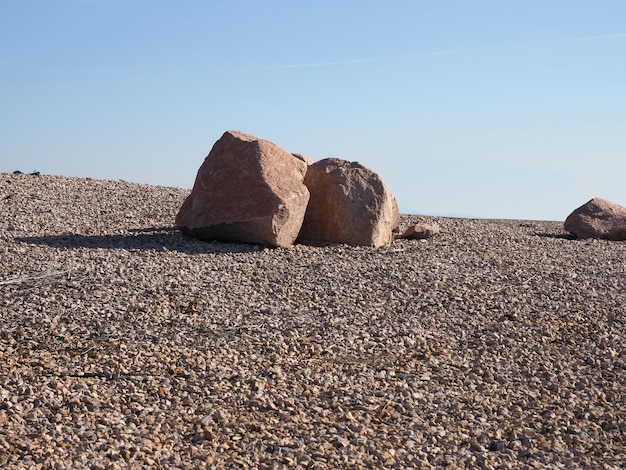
[398,223,440,240]
[489,440,506,452]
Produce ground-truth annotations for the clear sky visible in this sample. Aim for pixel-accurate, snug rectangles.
[2,1,625,220]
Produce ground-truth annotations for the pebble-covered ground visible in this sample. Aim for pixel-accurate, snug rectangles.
[0,173,624,469]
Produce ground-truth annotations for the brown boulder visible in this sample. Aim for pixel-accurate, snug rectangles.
[298,158,399,247]
[175,130,310,248]
[564,197,626,240]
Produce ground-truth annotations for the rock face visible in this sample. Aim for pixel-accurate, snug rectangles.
[564,198,626,240]
[298,158,399,248]
[399,223,440,240]
[175,130,310,248]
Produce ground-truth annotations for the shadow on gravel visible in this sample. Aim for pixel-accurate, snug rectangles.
[14,226,266,254]
[534,231,577,240]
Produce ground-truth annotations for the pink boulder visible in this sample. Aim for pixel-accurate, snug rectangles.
[298,158,399,247]
[175,130,310,248]
[564,197,626,240]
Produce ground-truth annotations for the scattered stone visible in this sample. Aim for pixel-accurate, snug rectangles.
[175,130,310,248]
[564,197,626,240]
[298,158,399,248]
[398,223,440,240]
[489,440,506,452]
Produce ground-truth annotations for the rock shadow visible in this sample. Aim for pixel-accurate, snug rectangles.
[14,226,266,254]
[534,231,577,240]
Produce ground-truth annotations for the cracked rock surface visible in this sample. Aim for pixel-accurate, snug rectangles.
[1,173,625,469]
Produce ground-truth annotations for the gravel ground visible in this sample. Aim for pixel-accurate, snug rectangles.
[1,172,625,469]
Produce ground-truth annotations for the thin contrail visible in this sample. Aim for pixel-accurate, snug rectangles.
[559,121,626,132]
[558,33,626,42]
[1,32,624,91]
[261,46,492,70]
[260,32,626,70]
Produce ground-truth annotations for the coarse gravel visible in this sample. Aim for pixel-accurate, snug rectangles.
[0,172,625,469]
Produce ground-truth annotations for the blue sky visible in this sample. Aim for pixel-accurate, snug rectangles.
[2,1,625,220]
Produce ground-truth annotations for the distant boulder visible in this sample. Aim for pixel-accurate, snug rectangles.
[175,130,310,248]
[564,197,626,240]
[298,158,399,248]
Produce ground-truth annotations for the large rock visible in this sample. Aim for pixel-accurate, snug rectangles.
[564,197,626,240]
[175,130,310,248]
[298,158,399,247]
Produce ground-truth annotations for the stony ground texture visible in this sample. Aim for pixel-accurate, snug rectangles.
[1,173,625,469]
